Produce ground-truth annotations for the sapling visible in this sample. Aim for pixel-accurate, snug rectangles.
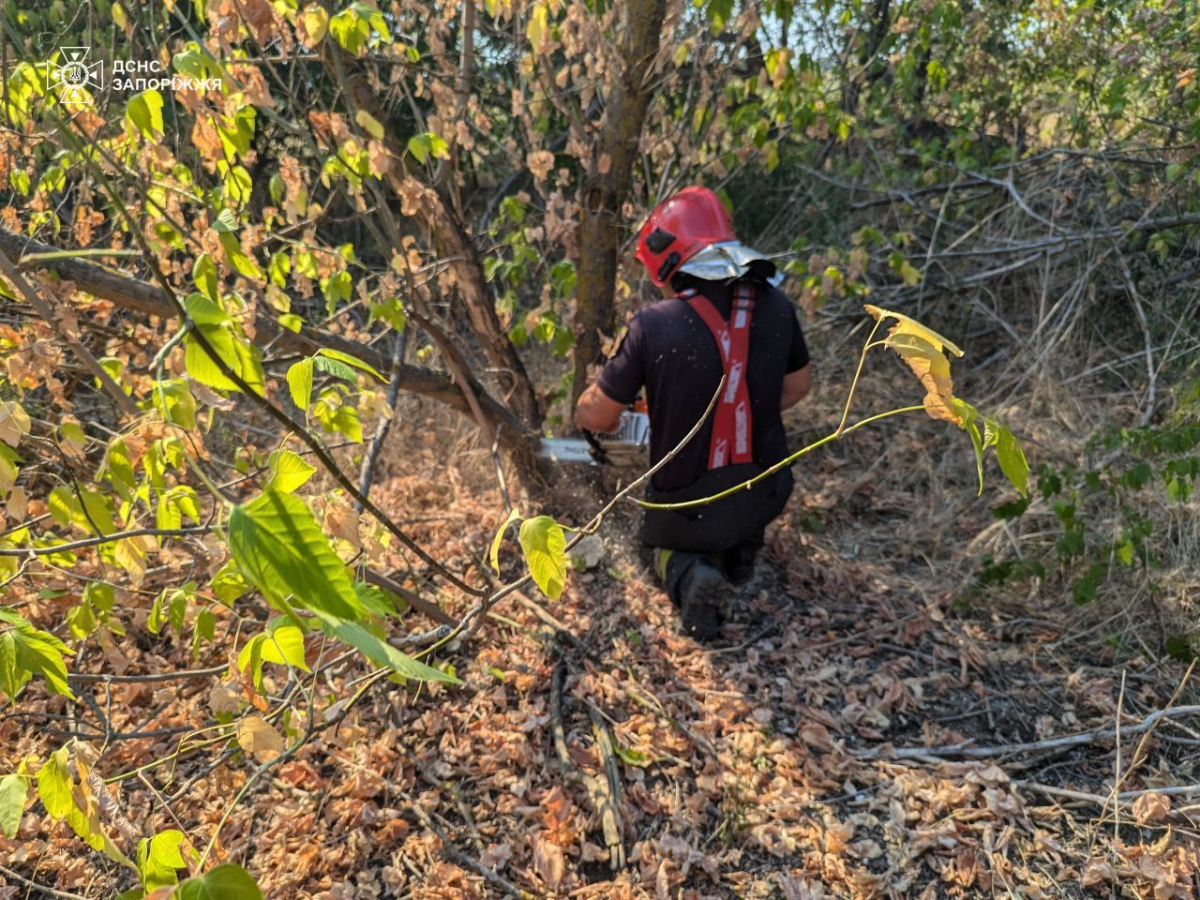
[639,304,1030,513]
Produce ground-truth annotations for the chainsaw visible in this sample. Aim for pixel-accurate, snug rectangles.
[539,409,650,467]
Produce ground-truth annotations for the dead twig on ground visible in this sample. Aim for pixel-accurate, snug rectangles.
[0,865,90,900]
[860,705,1200,761]
[550,659,626,871]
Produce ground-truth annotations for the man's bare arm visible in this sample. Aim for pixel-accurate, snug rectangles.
[575,383,627,433]
[781,365,811,411]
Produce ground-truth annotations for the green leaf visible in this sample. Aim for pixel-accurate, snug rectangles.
[138,828,188,891]
[488,508,521,574]
[105,437,137,495]
[211,560,249,606]
[268,252,290,288]
[125,89,165,139]
[259,622,310,672]
[36,747,74,819]
[316,349,385,383]
[217,231,264,280]
[518,516,568,600]
[329,6,371,55]
[217,107,257,161]
[3,622,73,698]
[174,864,263,900]
[0,771,29,838]
[287,358,314,411]
[183,295,265,395]
[1072,563,1106,605]
[212,208,238,234]
[236,634,266,692]
[0,632,27,699]
[266,449,316,493]
[313,356,358,384]
[321,271,352,316]
[154,380,198,430]
[994,424,1030,496]
[353,582,399,618]
[323,620,459,684]
[406,132,449,165]
[952,399,986,495]
[613,744,650,767]
[192,609,216,659]
[228,491,365,622]
[193,253,220,304]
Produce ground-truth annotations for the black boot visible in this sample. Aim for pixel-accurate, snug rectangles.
[678,561,726,641]
[720,535,763,586]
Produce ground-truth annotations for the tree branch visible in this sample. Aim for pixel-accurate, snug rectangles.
[0,226,533,455]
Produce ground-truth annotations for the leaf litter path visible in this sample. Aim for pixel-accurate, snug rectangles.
[5,476,1199,900]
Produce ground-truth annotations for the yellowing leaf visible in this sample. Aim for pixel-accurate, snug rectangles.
[865,304,963,357]
[236,714,285,763]
[35,747,74,819]
[287,358,314,411]
[125,89,165,140]
[299,5,329,46]
[355,110,385,140]
[866,305,964,425]
[0,401,31,447]
[526,3,549,50]
[886,332,960,423]
[0,771,28,839]
[518,515,568,600]
[898,259,921,286]
[260,623,310,672]
[266,448,316,493]
[489,508,521,574]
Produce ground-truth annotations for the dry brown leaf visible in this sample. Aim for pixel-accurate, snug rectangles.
[236,714,285,763]
[1081,856,1116,887]
[527,150,555,182]
[1132,791,1172,825]
[531,833,566,890]
[209,683,241,715]
[479,842,512,871]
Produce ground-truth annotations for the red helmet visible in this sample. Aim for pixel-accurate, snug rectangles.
[635,186,736,288]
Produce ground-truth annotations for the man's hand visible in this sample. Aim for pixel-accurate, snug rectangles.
[781,365,811,411]
[575,383,626,433]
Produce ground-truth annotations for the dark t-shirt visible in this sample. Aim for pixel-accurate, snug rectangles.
[596,279,810,492]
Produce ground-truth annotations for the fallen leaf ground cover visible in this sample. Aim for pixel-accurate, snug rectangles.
[3,417,1199,900]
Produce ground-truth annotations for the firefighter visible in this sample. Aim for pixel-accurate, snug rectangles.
[576,186,811,640]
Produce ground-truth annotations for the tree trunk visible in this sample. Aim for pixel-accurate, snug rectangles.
[323,42,543,429]
[571,0,668,405]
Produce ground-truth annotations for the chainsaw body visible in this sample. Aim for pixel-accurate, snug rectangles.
[539,411,650,467]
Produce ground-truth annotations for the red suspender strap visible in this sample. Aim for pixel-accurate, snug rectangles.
[680,283,755,469]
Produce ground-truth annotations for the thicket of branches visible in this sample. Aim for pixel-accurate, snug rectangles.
[0,0,1197,894]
